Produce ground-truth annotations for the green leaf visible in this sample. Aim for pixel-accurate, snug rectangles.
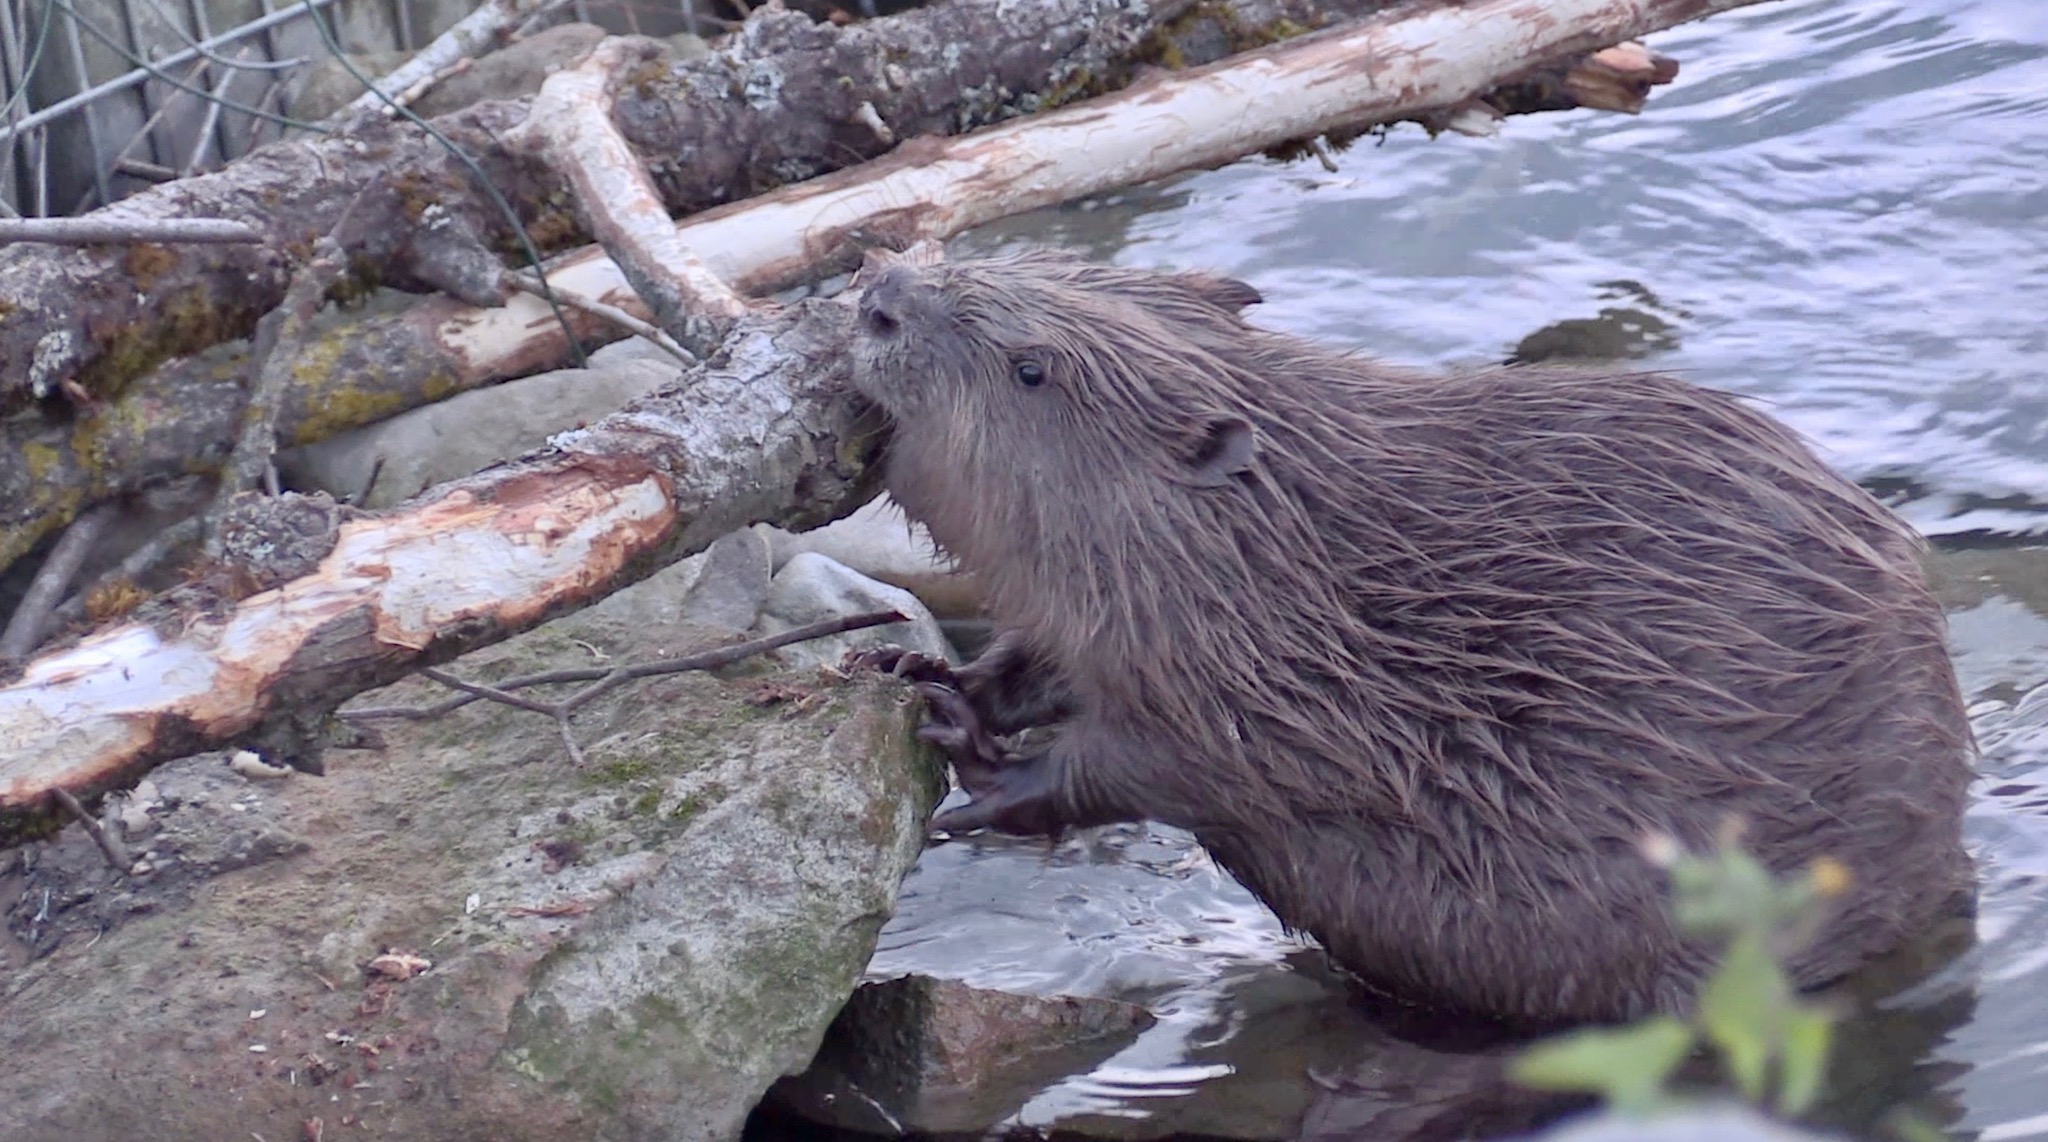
[1882,1108,1951,1142]
[1775,1005,1835,1116]
[1509,1016,1695,1115]
[1696,931,1788,1100]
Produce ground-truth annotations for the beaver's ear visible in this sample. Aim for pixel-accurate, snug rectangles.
[1180,273,1264,314]
[1181,417,1258,487]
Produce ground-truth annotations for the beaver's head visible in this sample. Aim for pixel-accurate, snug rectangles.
[847,247,1267,493]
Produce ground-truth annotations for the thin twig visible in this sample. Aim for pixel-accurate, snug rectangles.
[345,457,387,507]
[106,57,214,176]
[417,668,563,717]
[0,503,113,661]
[342,610,909,721]
[201,194,363,551]
[113,158,181,182]
[556,716,588,767]
[326,0,549,129]
[47,515,202,634]
[50,788,131,873]
[503,271,691,363]
[183,49,250,177]
[0,216,263,244]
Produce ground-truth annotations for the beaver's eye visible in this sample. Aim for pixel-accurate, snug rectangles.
[1014,360,1046,388]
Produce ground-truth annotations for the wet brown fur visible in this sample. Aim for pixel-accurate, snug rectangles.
[848,248,1975,1025]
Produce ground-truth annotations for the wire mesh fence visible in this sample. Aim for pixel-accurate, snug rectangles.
[0,0,710,218]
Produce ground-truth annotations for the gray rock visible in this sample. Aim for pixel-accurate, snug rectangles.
[768,974,1155,1134]
[276,349,681,508]
[760,494,950,582]
[757,552,956,669]
[666,31,711,62]
[757,495,983,621]
[676,529,774,633]
[0,568,945,1142]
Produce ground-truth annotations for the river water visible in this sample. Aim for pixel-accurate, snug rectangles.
[860,1,2048,1139]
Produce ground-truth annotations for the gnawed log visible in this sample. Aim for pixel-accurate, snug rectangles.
[0,304,878,841]
[0,0,1772,836]
[0,0,1741,573]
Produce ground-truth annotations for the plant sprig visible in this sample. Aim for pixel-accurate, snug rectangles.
[1510,819,1849,1119]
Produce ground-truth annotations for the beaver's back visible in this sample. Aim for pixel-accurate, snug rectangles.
[1117,359,1974,1021]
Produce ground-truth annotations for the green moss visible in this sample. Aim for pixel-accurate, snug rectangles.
[287,341,437,445]
[122,243,179,292]
[1139,4,1319,74]
[667,782,729,826]
[75,286,263,404]
[587,757,657,786]
[21,440,62,482]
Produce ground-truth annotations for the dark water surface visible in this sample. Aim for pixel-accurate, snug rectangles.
[867,1,2048,1138]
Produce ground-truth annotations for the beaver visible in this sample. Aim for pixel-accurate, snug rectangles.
[844,246,1975,1026]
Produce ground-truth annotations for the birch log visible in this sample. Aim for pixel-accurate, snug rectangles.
[0,0,1773,836]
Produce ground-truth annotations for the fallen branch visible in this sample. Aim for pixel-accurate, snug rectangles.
[346,609,906,766]
[345,609,908,722]
[0,301,880,839]
[0,506,114,663]
[1,0,1369,420]
[201,210,361,555]
[0,217,264,244]
[507,34,750,357]
[50,788,130,873]
[47,516,205,638]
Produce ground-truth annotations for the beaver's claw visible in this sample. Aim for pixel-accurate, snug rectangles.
[929,751,1068,838]
[910,680,1017,791]
[842,644,958,686]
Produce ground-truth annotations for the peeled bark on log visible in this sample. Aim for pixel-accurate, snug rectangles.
[0,0,1742,574]
[0,0,1773,835]
[0,303,878,841]
[506,35,754,357]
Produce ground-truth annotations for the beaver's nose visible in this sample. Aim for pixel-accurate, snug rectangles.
[857,264,911,337]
